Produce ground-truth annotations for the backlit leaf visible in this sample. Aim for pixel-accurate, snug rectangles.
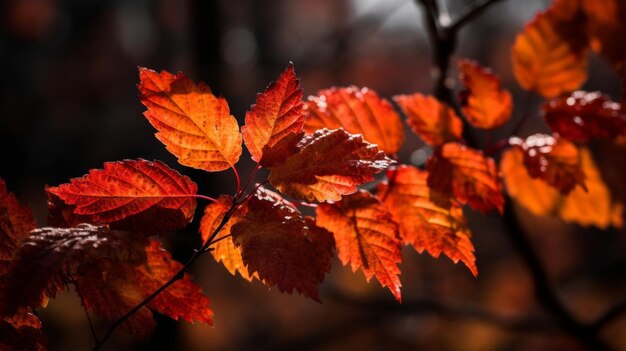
[76,240,213,336]
[511,7,588,98]
[509,134,586,194]
[501,146,622,228]
[543,91,626,142]
[242,63,304,166]
[427,143,504,214]
[199,196,257,281]
[269,128,394,202]
[0,308,46,351]
[47,159,197,232]
[583,0,626,76]
[304,87,404,154]
[231,187,335,302]
[393,93,463,146]
[138,67,242,171]
[0,178,36,275]
[316,190,402,302]
[377,166,477,276]
[457,59,513,130]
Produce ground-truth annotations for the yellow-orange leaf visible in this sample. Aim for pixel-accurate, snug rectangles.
[316,190,402,302]
[199,196,256,281]
[511,9,588,98]
[501,146,622,228]
[269,128,394,202]
[377,166,477,276]
[304,87,404,154]
[138,67,242,171]
[393,93,463,147]
[457,59,513,130]
[427,143,504,214]
[242,63,304,166]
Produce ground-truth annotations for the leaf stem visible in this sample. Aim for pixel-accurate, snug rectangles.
[91,200,239,351]
[237,163,261,199]
[194,194,218,203]
[231,165,242,194]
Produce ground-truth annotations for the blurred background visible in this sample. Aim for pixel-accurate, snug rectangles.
[2,0,626,350]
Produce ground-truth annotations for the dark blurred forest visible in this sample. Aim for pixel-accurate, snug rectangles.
[2,0,626,350]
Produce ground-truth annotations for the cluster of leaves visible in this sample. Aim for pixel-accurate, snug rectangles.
[1,0,626,349]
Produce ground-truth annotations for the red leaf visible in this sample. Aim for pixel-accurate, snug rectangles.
[509,134,586,194]
[269,128,394,202]
[316,190,402,302]
[1,308,47,351]
[0,224,147,316]
[47,159,197,232]
[242,63,305,166]
[457,59,513,130]
[76,240,213,336]
[393,93,463,147]
[543,91,626,142]
[304,87,404,154]
[230,187,335,302]
[0,178,37,275]
[138,67,242,172]
[377,166,477,276]
[427,143,504,214]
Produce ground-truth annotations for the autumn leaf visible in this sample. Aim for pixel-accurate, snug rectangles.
[543,91,626,142]
[242,63,305,166]
[316,190,402,302]
[47,159,197,232]
[1,308,47,351]
[0,224,147,316]
[76,240,213,336]
[457,59,513,130]
[199,196,257,281]
[501,145,622,228]
[427,143,504,214]
[138,67,242,171]
[583,0,626,77]
[231,187,335,302]
[511,6,588,98]
[0,178,37,275]
[377,166,477,276]
[393,93,463,147]
[269,128,394,202]
[509,134,586,194]
[304,86,404,154]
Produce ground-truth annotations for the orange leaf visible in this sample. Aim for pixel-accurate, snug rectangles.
[377,166,477,276]
[304,87,404,154]
[199,196,257,281]
[231,187,335,302]
[47,159,197,232]
[316,190,402,302]
[583,0,626,76]
[393,93,463,146]
[427,143,504,214]
[501,146,623,228]
[138,67,242,171]
[457,59,513,130]
[242,63,305,166]
[0,224,147,316]
[76,240,213,336]
[0,178,37,275]
[543,91,626,142]
[509,134,586,194]
[511,7,588,98]
[269,128,394,202]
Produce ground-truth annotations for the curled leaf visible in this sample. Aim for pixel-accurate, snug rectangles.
[316,190,402,302]
[377,166,477,276]
[269,128,394,202]
[138,67,242,171]
[393,93,463,146]
[304,87,404,154]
